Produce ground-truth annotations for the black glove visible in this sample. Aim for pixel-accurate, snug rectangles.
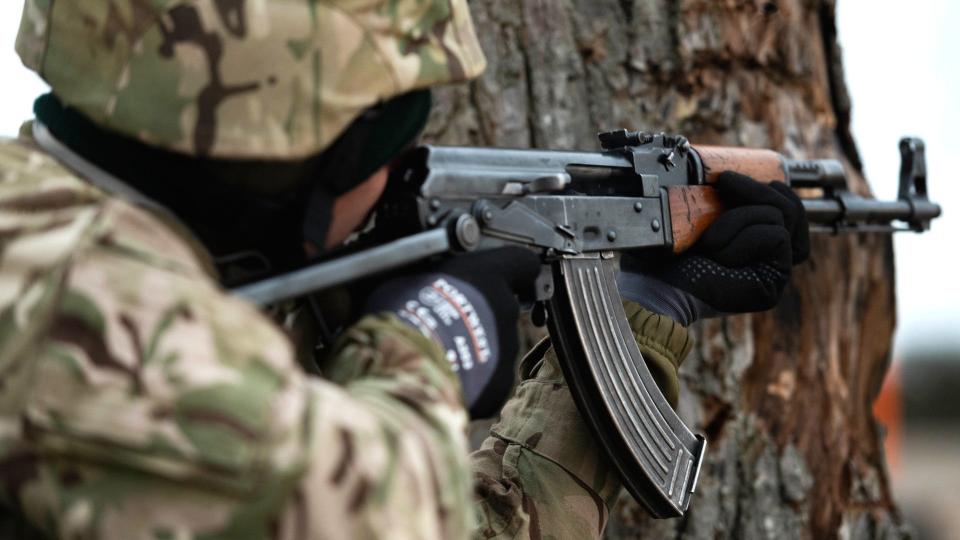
[619,171,810,325]
[365,247,541,418]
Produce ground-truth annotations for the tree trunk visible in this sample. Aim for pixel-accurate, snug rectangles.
[426,0,906,538]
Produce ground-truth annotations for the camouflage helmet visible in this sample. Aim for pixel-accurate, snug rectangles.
[15,0,486,160]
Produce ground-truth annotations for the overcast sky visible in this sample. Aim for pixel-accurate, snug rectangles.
[1,3,957,357]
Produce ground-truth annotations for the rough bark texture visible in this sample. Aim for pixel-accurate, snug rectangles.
[426,0,905,538]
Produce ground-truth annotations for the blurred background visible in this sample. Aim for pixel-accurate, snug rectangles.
[835,2,960,538]
[1,1,957,537]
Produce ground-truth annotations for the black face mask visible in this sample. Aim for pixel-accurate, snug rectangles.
[34,90,432,285]
[300,90,433,251]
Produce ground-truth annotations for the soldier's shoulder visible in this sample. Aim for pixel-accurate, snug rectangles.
[0,135,109,335]
[0,131,213,277]
[0,134,104,205]
[0,137,311,538]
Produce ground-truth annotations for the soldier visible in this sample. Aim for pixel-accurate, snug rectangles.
[0,1,807,538]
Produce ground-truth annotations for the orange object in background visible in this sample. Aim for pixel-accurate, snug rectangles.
[873,364,903,476]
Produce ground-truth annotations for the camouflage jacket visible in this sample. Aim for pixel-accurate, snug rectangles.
[0,132,693,539]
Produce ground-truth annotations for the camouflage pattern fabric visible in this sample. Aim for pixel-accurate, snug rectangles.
[471,306,693,539]
[0,131,475,538]
[16,0,486,160]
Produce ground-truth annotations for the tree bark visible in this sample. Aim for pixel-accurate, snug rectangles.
[426,0,906,538]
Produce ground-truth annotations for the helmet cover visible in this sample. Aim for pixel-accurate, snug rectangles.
[16,0,486,160]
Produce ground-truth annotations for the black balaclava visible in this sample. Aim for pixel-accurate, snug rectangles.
[34,90,432,284]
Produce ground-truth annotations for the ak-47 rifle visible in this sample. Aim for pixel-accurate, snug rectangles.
[234,131,940,518]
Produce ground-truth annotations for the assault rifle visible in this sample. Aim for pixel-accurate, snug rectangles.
[234,131,940,518]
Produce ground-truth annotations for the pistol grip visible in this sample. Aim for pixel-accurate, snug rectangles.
[546,255,706,518]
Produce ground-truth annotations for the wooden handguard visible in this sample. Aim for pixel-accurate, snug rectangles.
[694,145,786,184]
[668,145,786,253]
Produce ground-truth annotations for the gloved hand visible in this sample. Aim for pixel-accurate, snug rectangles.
[619,171,810,326]
[365,247,541,418]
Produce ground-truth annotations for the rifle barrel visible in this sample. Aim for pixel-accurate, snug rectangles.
[802,197,941,230]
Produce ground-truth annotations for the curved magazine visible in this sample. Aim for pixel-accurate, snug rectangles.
[546,254,706,518]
